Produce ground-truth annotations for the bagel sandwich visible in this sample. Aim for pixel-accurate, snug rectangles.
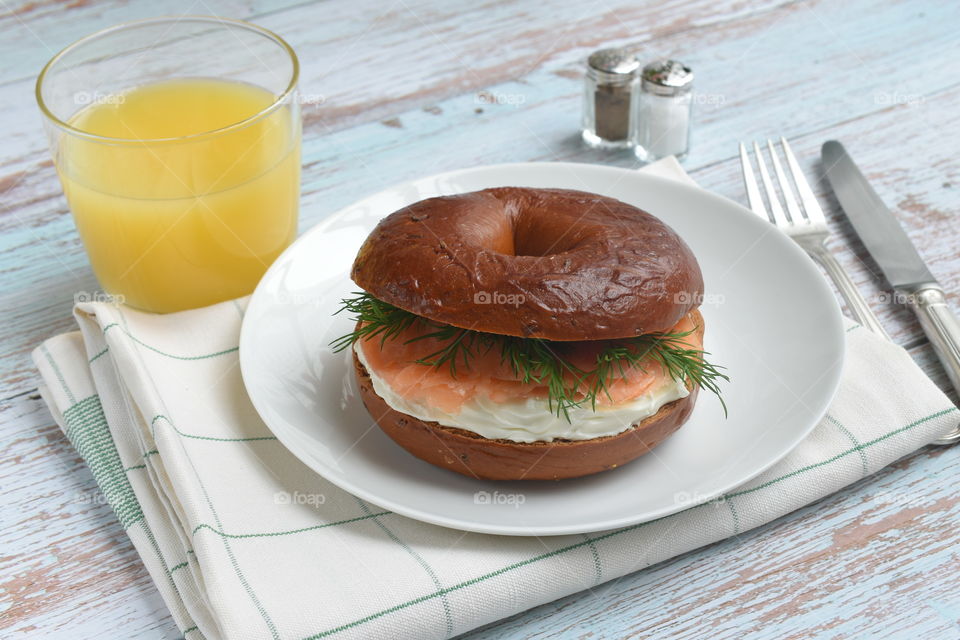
[332,187,726,481]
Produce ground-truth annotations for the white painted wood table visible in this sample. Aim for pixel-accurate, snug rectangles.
[2,0,959,637]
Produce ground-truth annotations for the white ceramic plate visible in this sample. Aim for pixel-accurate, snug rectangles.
[240,162,844,536]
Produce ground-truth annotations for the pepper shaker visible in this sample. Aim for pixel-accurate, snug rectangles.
[581,48,640,149]
[634,59,693,162]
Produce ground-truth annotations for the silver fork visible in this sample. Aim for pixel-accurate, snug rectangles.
[739,138,890,339]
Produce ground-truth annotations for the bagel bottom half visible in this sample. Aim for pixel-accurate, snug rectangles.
[351,313,703,481]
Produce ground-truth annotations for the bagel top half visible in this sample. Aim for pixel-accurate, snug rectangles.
[351,187,703,341]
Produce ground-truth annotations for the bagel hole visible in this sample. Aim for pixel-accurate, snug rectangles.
[511,214,580,257]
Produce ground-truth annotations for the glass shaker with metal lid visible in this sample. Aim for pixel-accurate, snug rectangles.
[581,48,640,149]
[634,59,693,162]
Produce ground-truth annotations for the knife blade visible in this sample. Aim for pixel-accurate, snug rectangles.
[822,140,960,442]
[821,140,936,290]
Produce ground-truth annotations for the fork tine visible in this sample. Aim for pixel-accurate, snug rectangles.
[780,137,826,225]
[739,142,768,219]
[767,139,803,223]
[752,141,790,227]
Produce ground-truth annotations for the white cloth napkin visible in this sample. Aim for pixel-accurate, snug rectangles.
[33,159,959,640]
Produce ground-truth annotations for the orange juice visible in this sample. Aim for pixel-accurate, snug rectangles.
[59,78,300,312]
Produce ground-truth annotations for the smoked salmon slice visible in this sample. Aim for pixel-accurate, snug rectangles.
[358,313,702,414]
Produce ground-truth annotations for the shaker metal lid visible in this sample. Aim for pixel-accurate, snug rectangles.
[641,59,693,95]
[587,48,640,78]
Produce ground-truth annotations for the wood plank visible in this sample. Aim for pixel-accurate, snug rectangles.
[1,0,793,198]
[0,0,311,86]
[2,0,959,396]
[0,393,177,638]
[464,443,960,639]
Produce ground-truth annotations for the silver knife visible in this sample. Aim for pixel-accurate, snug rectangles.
[822,140,960,443]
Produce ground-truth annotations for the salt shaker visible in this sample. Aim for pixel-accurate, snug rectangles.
[634,60,693,162]
[581,48,640,149]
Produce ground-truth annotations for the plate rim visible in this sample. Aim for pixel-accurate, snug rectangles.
[240,161,846,536]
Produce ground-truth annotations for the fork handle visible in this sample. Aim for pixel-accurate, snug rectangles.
[805,243,891,339]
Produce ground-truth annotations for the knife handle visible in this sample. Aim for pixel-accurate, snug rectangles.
[905,286,960,444]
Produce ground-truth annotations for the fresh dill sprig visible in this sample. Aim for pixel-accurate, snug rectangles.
[407,325,478,378]
[329,292,421,352]
[498,335,588,420]
[331,292,728,420]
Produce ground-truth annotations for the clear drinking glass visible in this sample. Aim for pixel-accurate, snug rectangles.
[36,17,301,313]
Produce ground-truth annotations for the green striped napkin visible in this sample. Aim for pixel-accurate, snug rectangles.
[34,161,959,639]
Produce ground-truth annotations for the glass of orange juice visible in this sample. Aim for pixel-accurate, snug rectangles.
[36,17,301,313]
